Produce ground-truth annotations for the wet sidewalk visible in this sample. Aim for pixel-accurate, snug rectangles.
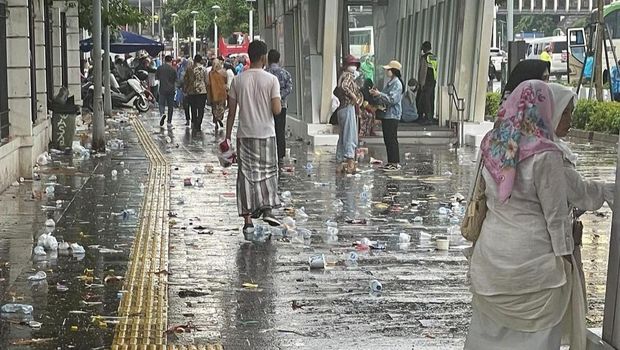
[0,107,615,349]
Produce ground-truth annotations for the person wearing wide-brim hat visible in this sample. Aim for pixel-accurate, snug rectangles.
[334,54,363,174]
[370,60,405,171]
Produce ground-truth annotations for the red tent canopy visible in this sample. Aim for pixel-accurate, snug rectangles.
[218,36,249,57]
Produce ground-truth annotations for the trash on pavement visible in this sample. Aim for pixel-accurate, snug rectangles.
[70,243,85,254]
[111,169,118,177]
[282,217,296,229]
[296,207,309,220]
[183,178,193,187]
[178,289,209,298]
[347,251,359,264]
[56,283,69,292]
[370,280,383,293]
[45,219,56,228]
[1,304,34,314]
[33,246,46,256]
[331,199,344,210]
[413,216,424,224]
[399,233,411,243]
[281,191,292,203]
[345,218,367,225]
[27,271,47,281]
[36,152,52,165]
[242,282,259,289]
[436,236,450,251]
[28,320,42,329]
[309,254,326,269]
[58,241,70,250]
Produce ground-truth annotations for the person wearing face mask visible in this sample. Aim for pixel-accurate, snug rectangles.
[370,60,404,171]
[335,55,363,174]
[225,40,284,239]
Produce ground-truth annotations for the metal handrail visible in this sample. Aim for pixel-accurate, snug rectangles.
[447,83,465,147]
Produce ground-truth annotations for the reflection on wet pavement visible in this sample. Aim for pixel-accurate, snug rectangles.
[0,121,148,349]
[0,109,616,349]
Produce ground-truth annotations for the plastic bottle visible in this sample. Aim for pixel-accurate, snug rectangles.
[1,304,34,314]
[370,280,383,293]
[70,243,85,254]
[45,185,55,195]
[347,251,359,263]
[28,271,47,281]
[123,169,130,175]
[45,219,55,228]
[33,246,46,256]
[111,170,118,177]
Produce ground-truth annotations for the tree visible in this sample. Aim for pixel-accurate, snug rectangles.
[161,0,254,42]
[75,0,148,31]
[514,15,557,36]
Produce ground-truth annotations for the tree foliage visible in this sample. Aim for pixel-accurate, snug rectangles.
[76,0,148,31]
[161,0,254,41]
[514,15,557,36]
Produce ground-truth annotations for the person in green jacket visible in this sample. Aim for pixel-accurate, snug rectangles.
[360,55,375,83]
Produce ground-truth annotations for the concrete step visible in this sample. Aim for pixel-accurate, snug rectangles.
[362,135,457,145]
[373,130,455,138]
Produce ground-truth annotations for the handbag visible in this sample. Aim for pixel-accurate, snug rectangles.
[461,159,487,243]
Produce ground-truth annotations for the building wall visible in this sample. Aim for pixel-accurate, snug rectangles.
[257,0,492,143]
[0,0,79,193]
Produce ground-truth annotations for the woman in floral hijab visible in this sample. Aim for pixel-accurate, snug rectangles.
[466,80,582,350]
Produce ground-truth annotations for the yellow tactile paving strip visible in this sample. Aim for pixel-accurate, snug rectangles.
[112,116,170,349]
[112,117,223,350]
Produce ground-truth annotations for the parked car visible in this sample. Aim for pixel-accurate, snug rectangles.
[526,36,569,79]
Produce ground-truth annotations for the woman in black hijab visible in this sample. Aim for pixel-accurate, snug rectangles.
[502,59,550,100]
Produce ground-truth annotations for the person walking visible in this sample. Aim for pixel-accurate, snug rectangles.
[207,59,229,132]
[183,55,209,132]
[265,49,294,162]
[417,41,438,124]
[156,55,177,127]
[225,40,283,238]
[335,55,363,174]
[370,60,404,171]
[176,58,192,126]
[464,80,612,350]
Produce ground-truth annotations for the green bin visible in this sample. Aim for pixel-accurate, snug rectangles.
[51,104,79,150]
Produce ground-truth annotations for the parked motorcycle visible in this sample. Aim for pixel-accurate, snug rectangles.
[83,71,150,113]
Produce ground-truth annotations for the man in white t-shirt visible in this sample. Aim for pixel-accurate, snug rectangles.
[225,40,282,239]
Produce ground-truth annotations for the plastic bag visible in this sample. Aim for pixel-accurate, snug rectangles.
[217,139,237,168]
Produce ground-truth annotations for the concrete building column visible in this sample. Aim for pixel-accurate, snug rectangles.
[319,0,339,124]
[453,0,494,123]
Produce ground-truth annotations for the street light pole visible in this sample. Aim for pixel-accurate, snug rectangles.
[212,5,221,57]
[103,0,112,116]
[151,0,155,37]
[507,0,514,42]
[172,13,178,58]
[191,11,198,58]
[138,0,142,35]
[92,0,105,151]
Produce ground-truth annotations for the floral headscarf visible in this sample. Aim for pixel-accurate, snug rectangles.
[481,80,560,202]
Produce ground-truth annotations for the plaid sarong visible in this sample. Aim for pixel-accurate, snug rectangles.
[236,137,280,217]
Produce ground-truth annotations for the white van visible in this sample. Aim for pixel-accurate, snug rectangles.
[526,36,569,78]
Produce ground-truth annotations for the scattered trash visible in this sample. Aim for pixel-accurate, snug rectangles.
[296,207,309,220]
[45,185,55,195]
[70,243,85,254]
[104,275,123,284]
[36,152,52,165]
[413,216,424,224]
[122,169,130,175]
[399,233,411,243]
[178,289,209,298]
[164,322,196,334]
[281,191,292,203]
[28,271,47,281]
[309,254,326,269]
[326,226,339,237]
[111,169,118,177]
[345,218,367,225]
[28,320,42,329]
[107,138,124,150]
[56,283,69,292]
[37,233,58,251]
[282,217,296,229]
[370,280,383,293]
[33,246,46,256]
[331,199,344,210]
[58,241,70,250]
[347,251,359,263]
[1,304,34,314]
[370,157,383,165]
[242,282,259,289]
[183,178,193,187]
[11,181,20,187]
[438,207,450,216]
[436,236,450,251]
[292,300,305,310]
